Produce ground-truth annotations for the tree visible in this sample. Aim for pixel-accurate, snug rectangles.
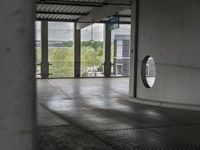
[63,41,73,47]
[36,40,104,78]
[81,40,103,51]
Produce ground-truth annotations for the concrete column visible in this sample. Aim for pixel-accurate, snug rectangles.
[104,23,112,77]
[0,0,36,150]
[41,21,49,78]
[74,23,81,78]
[129,0,138,97]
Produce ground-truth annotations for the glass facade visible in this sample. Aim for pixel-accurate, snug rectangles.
[35,22,130,79]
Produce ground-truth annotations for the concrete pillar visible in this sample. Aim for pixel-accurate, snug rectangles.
[0,0,36,150]
[129,0,138,97]
[41,21,49,78]
[104,23,112,77]
[74,23,81,78]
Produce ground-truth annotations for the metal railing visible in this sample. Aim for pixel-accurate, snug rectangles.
[36,61,130,78]
[81,62,104,77]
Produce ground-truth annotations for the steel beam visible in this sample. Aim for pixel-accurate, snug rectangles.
[37,0,130,7]
[119,15,131,18]
[41,21,49,78]
[36,18,130,24]
[74,23,81,78]
[36,18,78,22]
[129,0,138,97]
[104,23,112,77]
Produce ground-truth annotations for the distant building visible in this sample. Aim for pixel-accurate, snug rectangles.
[113,35,130,76]
[35,40,66,48]
[35,40,41,48]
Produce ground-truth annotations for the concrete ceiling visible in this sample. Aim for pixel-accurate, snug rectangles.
[36,0,131,28]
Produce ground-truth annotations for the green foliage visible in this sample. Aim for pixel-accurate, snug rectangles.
[36,48,42,75]
[81,40,103,51]
[81,45,103,76]
[36,40,104,78]
[81,47,102,66]
[48,47,74,77]
[36,48,41,62]
[63,41,73,47]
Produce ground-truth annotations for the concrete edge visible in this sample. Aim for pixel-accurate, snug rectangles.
[127,97,200,111]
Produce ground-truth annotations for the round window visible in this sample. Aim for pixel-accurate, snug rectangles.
[141,56,156,88]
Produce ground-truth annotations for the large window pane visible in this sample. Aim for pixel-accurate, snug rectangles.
[81,24,104,77]
[48,22,74,78]
[35,21,41,78]
[111,24,131,76]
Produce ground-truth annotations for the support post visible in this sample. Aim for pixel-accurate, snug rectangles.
[104,23,112,77]
[129,0,138,97]
[41,21,49,78]
[0,0,36,149]
[74,23,81,78]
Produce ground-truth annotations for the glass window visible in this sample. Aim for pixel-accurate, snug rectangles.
[35,21,41,78]
[116,64,122,75]
[141,56,156,88]
[116,40,123,57]
[111,24,131,77]
[81,23,104,77]
[48,22,74,78]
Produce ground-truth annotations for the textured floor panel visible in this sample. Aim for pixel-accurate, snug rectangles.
[41,102,200,149]
[41,101,200,130]
[37,125,114,150]
[88,125,200,150]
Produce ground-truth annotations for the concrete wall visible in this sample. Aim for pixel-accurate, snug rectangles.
[136,0,200,110]
[0,0,36,149]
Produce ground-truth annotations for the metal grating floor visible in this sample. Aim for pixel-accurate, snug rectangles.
[38,125,114,150]
[88,125,200,150]
[41,101,200,150]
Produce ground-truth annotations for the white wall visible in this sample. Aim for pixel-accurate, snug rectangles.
[135,0,200,110]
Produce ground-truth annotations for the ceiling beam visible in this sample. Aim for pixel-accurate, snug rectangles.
[36,11,89,16]
[100,21,131,24]
[35,18,130,24]
[36,11,130,18]
[37,1,102,7]
[37,0,131,7]
[119,15,131,18]
[36,18,78,22]
[76,0,131,29]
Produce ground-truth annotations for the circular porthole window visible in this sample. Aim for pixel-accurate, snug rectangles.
[141,56,156,88]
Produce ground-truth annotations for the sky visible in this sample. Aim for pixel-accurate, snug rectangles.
[35,21,130,41]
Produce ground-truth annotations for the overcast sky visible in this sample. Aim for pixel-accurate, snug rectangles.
[35,21,130,41]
